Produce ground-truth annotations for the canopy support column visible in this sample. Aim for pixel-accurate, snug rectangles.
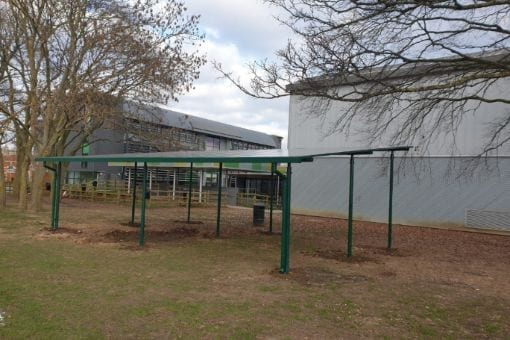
[54,162,62,230]
[172,169,176,200]
[47,162,62,230]
[139,162,148,246]
[276,176,280,206]
[269,163,276,233]
[130,162,138,225]
[279,163,292,274]
[44,162,57,229]
[347,155,354,257]
[50,165,57,228]
[387,151,395,249]
[127,168,131,194]
[187,163,193,223]
[199,170,203,203]
[216,163,223,237]
[149,169,153,191]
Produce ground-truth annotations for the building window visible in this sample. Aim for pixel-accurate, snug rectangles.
[82,142,90,155]
[231,140,250,150]
[206,136,220,151]
[81,142,89,168]
[66,171,81,184]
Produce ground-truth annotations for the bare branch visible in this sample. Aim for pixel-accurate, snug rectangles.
[219,0,510,154]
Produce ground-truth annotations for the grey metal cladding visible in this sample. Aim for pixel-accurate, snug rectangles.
[122,101,280,148]
[291,156,510,227]
[466,209,510,231]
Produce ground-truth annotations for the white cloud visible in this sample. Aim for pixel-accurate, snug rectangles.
[165,11,291,148]
[204,27,221,40]
[186,0,292,56]
[222,98,244,109]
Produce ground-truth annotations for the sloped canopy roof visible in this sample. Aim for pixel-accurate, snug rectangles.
[36,146,411,164]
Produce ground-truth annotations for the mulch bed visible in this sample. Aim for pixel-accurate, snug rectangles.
[104,227,200,243]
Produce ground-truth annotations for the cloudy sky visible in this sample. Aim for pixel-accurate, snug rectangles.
[166,0,293,147]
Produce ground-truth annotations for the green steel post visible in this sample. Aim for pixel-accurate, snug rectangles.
[50,165,57,228]
[285,163,292,271]
[269,163,275,233]
[347,155,354,257]
[54,162,62,230]
[280,163,292,274]
[187,163,193,223]
[131,162,138,225]
[279,173,287,273]
[388,151,395,249]
[216,162,223,237]
[139,162,148,246]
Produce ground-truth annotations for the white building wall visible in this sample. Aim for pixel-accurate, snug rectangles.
[289,76,510,156]
[289,76,510,228]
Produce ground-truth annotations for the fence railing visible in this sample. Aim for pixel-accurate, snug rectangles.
[62,183,281,209]
[236,192,281,208]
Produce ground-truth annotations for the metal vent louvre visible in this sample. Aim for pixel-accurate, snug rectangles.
[465,209,510,231]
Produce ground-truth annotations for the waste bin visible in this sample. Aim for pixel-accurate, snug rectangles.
[145,191,151,199]
[253,202,265,226]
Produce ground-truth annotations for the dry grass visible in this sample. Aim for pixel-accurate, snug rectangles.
[1,197,509,338]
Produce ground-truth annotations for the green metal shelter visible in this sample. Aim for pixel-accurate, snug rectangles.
[37,146,410,274]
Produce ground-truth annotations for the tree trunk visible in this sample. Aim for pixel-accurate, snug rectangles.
[17,155,30,210]
[0,151,6,209]
[13,137,23,200]
[30,163,45,211]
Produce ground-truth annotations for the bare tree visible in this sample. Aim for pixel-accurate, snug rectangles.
[217,0,510,154]
[0,0,205,210]
[0,123,15,209]
[0,132,9,209]
[0,150,5,208]
[0,1,17,208]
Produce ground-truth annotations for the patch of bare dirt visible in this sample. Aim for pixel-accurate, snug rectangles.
[35,227,87,242]
[258,230,281,236]
[271,266,368,286]
[301,249,378,263]
[103,227,200,243]
[43,227,84,235]
[378,270,397,277]
[118,222,140,228]
[170,220,204,225]
[200,224,265,239]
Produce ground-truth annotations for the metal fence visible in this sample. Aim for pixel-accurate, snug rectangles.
[61,182,281,209]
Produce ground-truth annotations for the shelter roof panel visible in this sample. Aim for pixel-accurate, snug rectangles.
[36,146,411,165]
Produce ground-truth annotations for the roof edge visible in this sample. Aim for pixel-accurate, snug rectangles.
[287,49,510,92]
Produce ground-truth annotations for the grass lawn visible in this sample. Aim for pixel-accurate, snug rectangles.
[1,198,509,339]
